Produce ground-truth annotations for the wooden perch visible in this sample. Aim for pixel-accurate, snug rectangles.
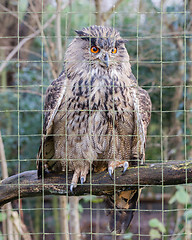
[0,160,192,207]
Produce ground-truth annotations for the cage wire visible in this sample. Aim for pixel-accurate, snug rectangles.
[0,0,192,240]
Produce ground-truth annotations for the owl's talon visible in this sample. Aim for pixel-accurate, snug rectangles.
[123,162,129,173]
[81,177,85,184]
[108,167,114,179]
[70,183,74,193]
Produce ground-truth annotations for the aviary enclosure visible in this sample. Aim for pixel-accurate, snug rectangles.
[0,0,192,239]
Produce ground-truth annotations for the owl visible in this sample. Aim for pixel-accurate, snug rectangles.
[37,25,151,234]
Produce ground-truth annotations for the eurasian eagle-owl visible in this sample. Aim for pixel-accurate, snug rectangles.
[37,25,151,234]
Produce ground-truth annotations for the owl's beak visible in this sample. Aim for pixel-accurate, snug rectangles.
[102,53,109,68]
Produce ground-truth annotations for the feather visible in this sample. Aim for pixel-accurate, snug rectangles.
[105,189,139,233]
[37,72,67,175]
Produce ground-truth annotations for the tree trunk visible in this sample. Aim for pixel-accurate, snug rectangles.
[60,196,70,240]
[187,0,192,159]
[0,131,32,240]
[69,197,81,240]
[0,131,15,240]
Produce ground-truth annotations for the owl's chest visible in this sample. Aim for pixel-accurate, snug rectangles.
[67,75,133,114]
[55,75,134,138]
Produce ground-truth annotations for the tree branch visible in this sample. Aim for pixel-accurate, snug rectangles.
[0,0,72,74]
[101,0,125,23]
[0,160,192,207]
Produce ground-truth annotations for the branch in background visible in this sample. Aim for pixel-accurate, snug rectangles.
[69,197,81,240]
[0,132,9,179]
[56,0,63,74]
[54,2,70,238]
[0,46,42,59]
[0,132,32,240]
[0,131,15,240]
[60,196,69,240]
[63,0,72,51]
[95,0,102,25]
[101,0,125,23]
[94,0,125,25]
[0,0,72,74]
[29,0,57,79]
[187,0,192,159]
[0,160,192,207]
[0,3,36,32]
[0,88,43,97]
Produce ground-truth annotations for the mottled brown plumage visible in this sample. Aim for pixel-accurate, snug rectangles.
[37,25,151,234]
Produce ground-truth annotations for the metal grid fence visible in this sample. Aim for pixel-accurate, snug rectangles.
[0,0,192,240]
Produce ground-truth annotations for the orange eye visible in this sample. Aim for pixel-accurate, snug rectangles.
[111,48,117,54]
[90,46,100,53]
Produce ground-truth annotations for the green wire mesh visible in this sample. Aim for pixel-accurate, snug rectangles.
[0,0,192,239]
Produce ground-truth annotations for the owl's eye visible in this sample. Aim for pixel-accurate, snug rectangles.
[111,48,117,54]
[90,46,100,54]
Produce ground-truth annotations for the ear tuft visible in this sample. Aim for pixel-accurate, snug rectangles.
[75,30,89,37]
[116,39,128,46]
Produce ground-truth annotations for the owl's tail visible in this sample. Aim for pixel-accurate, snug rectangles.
[105,189,139,234]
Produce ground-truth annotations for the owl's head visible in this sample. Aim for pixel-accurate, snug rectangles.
[65,25,129,72]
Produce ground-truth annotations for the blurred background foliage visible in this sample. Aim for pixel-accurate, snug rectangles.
[0,0,192,239]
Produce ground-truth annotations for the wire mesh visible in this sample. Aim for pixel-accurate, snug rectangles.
[0,0,192,240]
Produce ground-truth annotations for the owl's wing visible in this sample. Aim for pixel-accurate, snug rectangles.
[37,72,67,177]
[131,85,152,164]
[107,83,152,234]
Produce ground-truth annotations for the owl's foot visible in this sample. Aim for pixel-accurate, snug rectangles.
[70,183,75,193]
[123,162,129,173]
[70,165,89,193]
[108,161,129,178]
